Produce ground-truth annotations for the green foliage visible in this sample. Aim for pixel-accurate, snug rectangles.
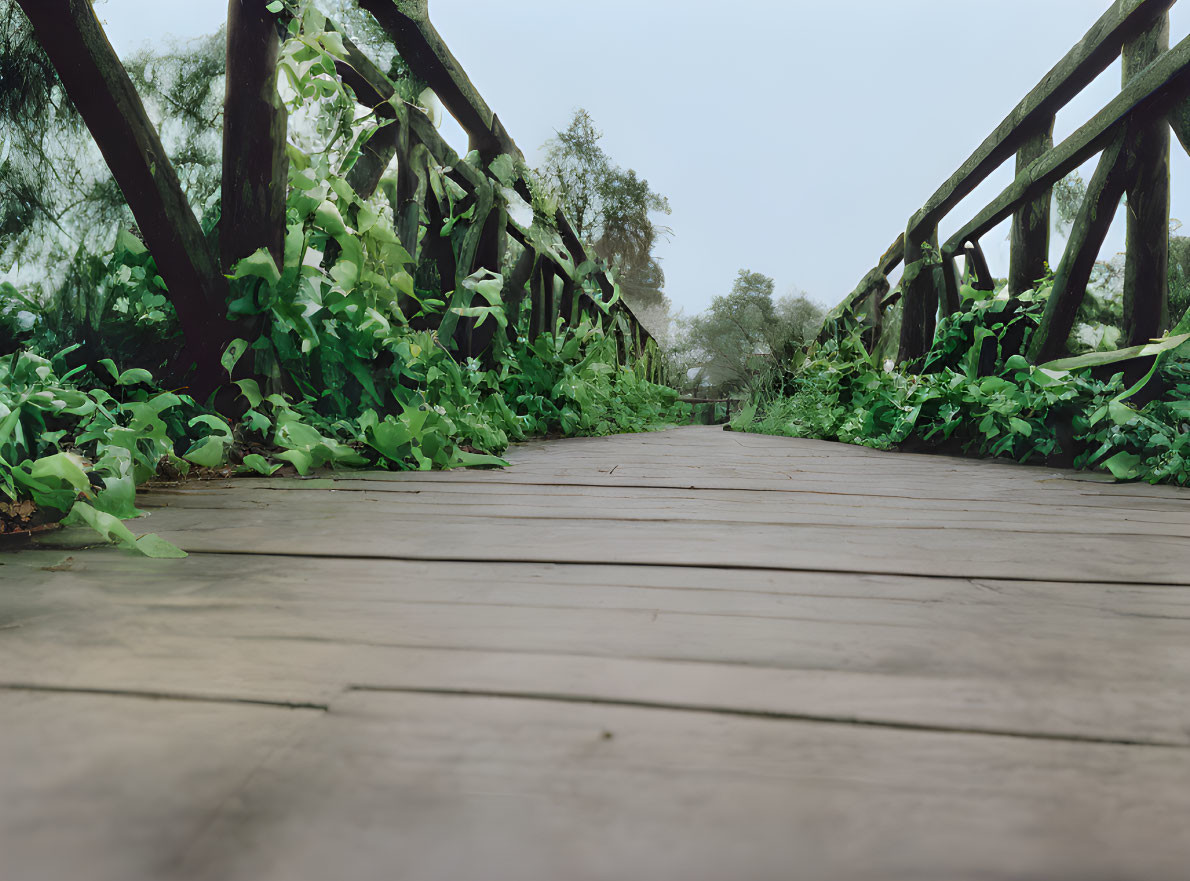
[736,279,1190,485]
[535,109,672,321]
[0,0,683,556]
[673,269,824,395]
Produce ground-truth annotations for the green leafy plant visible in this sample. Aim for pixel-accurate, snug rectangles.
[736,279,1190,486]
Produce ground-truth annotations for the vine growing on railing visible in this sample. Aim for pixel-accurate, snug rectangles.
[0,0,685,552]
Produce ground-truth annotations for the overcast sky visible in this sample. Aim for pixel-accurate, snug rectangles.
[94,0,1190,313]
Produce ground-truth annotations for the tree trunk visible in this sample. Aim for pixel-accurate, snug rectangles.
[1009,116,1055,296]
[222,0,288,271]
[16,0,232,390]
[1122,13,1172,347]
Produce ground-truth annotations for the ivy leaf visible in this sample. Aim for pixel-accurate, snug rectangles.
[239,454,281,476]
[221,338,252,377]
[232,248,281,286]
[1103,451,1142,481]
[63,502,187,558]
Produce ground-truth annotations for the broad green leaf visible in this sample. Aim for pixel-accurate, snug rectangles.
[1040,333,1190,372]
[183,436,228,468]
[232,248,281,286]
[29,452,91,494]
[221,338,252,377]
[239,454,281,475]
[63,501,187,558]
[1103,451,1142,481]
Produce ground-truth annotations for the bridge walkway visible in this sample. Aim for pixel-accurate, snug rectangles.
[4,425,1190,879]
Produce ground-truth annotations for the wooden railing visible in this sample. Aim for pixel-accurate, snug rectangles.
[823,0,1190,368]
[326,1,665,381]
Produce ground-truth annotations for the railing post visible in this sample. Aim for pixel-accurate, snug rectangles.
[963,241,996,291]
[897,223,942,365]
[1122,12,1172,346]
[1009,114,1055,296]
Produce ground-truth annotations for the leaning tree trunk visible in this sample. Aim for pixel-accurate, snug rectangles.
[222,0,288,271]
[15,0,233,393]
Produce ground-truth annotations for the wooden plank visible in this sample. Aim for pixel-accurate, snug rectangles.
[943,31,1190,256]
[78,487,1190,584]
[11,421,1190,878]
[135,483,1190,537]
[7,548,1190,743]
[910,0,1175,234]
[165,690,1190,881]
[0,692,320,881]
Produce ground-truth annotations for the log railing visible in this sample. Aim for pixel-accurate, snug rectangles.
[823,0,1190,369]
[330,1,665,382]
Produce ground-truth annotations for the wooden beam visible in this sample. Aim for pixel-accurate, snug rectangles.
[353,0,653,349]
[910,0,1174,236]
[354,0,511,158]
[1122,12,1172,347]
[963,241,996,291]
[1008,116,1055,296]
[1172,96,1190,154]
[943,32,1190,256]
[15,0,233,387]
[897,226,941,365]
[1027,129,1131,363]
[221,0,288,271]
[502,248,536,345]
[941,253,962,317]
[818,234,904,342]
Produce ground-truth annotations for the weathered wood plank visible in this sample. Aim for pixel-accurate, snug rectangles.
[161,691,1190,881]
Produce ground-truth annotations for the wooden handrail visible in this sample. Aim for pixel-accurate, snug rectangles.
[826,0,1190,368]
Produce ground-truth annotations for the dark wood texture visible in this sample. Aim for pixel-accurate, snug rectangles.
[221,0,288,270]
[963,241,996,291]
[1122,13,1173,346]
[1029,129,1132,362]
[897,226,941,363]
[1008,116,1055,295]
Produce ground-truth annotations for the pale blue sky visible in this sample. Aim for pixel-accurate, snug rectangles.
[94,0,1190,313]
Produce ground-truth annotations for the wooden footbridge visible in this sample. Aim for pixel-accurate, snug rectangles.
[7,426,1190,879]
[7,1,1190,879]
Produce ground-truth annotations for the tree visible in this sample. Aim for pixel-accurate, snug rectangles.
[672,269,823,394]
[535,109,672,324]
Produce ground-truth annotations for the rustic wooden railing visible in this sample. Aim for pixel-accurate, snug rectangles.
[823,0,1190,368]
[330,0,666,382]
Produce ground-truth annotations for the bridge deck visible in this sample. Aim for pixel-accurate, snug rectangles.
[4,425,1190,880]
